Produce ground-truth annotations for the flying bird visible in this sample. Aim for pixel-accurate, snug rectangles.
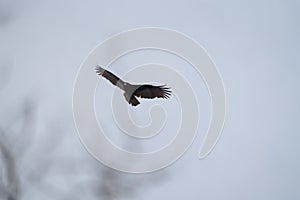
[95,66,171,106]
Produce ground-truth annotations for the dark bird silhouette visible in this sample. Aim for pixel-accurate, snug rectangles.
[95,66,171,106]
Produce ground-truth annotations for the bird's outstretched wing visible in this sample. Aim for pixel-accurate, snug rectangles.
[133,85,171,99]
[95,66,124,89]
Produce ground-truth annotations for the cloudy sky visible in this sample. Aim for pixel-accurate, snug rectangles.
[1,0,299,199]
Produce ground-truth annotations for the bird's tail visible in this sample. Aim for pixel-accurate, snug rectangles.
[130,96,140,106]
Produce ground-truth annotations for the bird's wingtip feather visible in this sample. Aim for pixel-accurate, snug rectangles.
[95,65,105,75]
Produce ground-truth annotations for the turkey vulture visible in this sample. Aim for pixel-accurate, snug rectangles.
[95,66,171,106]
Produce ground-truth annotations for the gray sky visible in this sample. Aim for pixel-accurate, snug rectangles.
[1,0,300,199]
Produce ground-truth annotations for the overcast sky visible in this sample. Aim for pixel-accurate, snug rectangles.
[1,0,300,199]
